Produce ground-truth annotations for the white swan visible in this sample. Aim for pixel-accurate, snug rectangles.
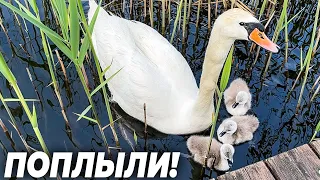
[88,0,278,134]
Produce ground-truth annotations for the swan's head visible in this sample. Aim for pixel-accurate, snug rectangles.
[220,144,235,169]
[214,8,278,53]
[218,119,237,137]
[232,91,250,108]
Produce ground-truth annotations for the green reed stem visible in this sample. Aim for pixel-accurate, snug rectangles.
[0,92,19,133]
[168,0,171,24]
[75,64,110,149]
[196,0,201,28]
[162,0,166,34]
[297,0,320,113]
[259,0,268,20]
[182,0,188,40]
[170,0,184,43]
[12,80,50,156]
[150,0,154,27]
[263,0,287,77]
[77,0,120,147]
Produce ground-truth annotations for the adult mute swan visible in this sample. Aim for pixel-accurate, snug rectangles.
[88,0,278,134]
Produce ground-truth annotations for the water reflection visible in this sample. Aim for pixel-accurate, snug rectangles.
[0,0,319,179]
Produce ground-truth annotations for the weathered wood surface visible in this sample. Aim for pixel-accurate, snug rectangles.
[217,161,275,180]
[265,144,320,180]
[310,140,320,157]
[217,140,320,180]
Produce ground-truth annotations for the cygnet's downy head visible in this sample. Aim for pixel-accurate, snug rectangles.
[214,8,279,53]
[232,91,249,108]
[218,120,237,137]
[220,144,235,168]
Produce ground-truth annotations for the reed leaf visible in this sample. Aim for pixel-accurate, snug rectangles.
[297,0,320,112]
[133,131,138,145]
[1,0,72,59]
[69,0,80,61]
[102,61,113,76]
[90,68,122,97]
[259,0,268,20]
[220,46,234,92]
[0,0,65,42]
[170,0,184,43]
[51,0,69,40]
[0,51,49,155]
[4,98,39,102]
[74,113,98,124]
[78,0,101,65]
[77,105,92,121]
[0,52,16,83]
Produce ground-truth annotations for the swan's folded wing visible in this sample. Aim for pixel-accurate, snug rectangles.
[126,20,198,97]
[90,12,179,126]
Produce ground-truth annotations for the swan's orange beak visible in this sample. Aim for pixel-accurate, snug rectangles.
[249,28,279,53]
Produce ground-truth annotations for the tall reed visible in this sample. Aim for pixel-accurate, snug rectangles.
[0,51,50,156]
[0,0,122,152]
[296,0,320,112]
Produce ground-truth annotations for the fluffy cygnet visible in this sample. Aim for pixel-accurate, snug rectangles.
[224,78,252,115]
[187,135,235,171]
[217,115,259,145]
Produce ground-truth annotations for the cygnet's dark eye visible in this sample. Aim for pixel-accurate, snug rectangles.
[239,22,245,26]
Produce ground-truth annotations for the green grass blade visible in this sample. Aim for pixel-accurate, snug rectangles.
[297,0,320,112]
[259,0,268,20]
[74,113,98,124]
[53,0,69,41]
[279,8,304,31]
[101,61,113,76]
[90,68,122,97]
[170,0,184,43]
[78,0,101,65]
[31,103,38,128]
[4,98,39,102]
[133,131,138,145]
[77,105,92,121]
[0,0,65,42]
[28,0,39,14]
[219,46,234,92]
[69,0,80,60]
[311,121,320,141]
[0,52,16,83]
[2,0,72,59]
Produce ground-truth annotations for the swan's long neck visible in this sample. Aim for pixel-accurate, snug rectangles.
[194,28,235,115]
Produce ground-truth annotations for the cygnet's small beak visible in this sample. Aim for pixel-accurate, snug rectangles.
[219,131,226,137]
[232,102,239,108]
[249,28,279,53]
[227,159,233,168]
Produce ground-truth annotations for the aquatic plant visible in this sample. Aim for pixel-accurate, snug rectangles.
[0,0,121,152]
[0,51,49,155]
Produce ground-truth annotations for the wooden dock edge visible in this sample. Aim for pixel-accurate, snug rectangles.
[217,140,320,180]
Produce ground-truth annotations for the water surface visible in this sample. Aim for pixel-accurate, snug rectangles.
[0,0,319,179]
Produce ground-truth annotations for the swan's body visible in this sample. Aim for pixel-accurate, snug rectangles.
[187,135,234,171]
[224,78,252,115]
[88,0,278,134]
[217,115,259,145]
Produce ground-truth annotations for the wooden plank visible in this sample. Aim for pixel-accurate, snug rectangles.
[310,140,320,157]
[217,161,275,180]
[265,144,320,180]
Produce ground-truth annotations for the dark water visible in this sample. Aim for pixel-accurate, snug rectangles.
[0,0,319,179]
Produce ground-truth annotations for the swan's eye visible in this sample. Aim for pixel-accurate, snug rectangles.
[239,22,245,26]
